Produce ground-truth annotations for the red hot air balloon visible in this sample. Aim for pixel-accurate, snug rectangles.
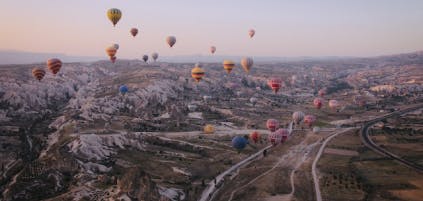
[130,28,138,37]
[46,58,62,75]
[304,115,316,127]
[268,131,282,146]
[266,119,279,132]
[276,128,289,143]
[313,98,323,109]
[250,131,260,143]
[32,68,46,81]
[267,78,282,93]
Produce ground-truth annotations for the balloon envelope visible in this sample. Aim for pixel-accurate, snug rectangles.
[107,8,122,26]
[166,36,176,47]
[232,136,248,150]
[119,85,128,94]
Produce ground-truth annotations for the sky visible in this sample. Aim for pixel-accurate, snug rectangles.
[1,0,423,59]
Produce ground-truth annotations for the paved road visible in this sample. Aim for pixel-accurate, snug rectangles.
[198,145,272,201]
[360,104,423,173]
[312,128,355,201]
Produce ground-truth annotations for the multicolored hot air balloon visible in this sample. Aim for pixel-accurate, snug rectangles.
[313,98,323,109]
[106,46,117,58]
[107,8,122,27]
[248,29,255,38]
[204,124,215,134]
[268,131,282,146]
[232,136,248,151]
[318,88,327,97]
[241,57,253,73]
[119,85,128,94]
[151,52,159,61]
[276,128,289,143]
[191,64,205,83]
[47,58,62,75]
[32,68,46,81]
[130,28,138,37]
[223,60,235,74]
[266,119,279,132]
[304,115,316,127]
[210,46,216,54]
[250,131,260,143]
[292,111,305,124]
[267,78,282,93]
[142,55,148,63]
[166,36,176,48]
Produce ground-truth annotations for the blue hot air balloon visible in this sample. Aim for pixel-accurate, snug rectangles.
[232,136,248,151]
[119,85,128,94]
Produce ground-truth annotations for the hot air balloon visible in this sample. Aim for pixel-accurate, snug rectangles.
[107,8,122,27]
[232,136,248,151]
[142,55,148,63]
[291,75,297,86]
[248,29,255,38]
[191,64,205,83]
[223,60,235,74]
[250,97,258,106]
[250,131,260,143]
[110,56,117,63]
[106,46,117,58]
[276,128,289,143]
[130,28,138,37]
[210,46,216,54]
[313,98,323,109]
[267,78,282,93]
[113,44,119,50]
[312,126,321,134]
[204,124,215,134]
[292,111,305,124]
[188,104,197,112]
[318,88,327,97]
[241,57,253,73]
[151,52,159,61]
[304,115,316,127]
[46,58,62,75]
[119,85,128,94]
[328,99,340,110]
[166,36,176,48]
[268,131,282,146]
[32,68,46,81]
[266,119,279,132]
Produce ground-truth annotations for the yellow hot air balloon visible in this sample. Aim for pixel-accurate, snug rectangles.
[223,60,235,74]
[106,46,117,57]
[107,8,122,27]
[191,64,205,83]
[204,124,215,134]
[241,57,253,73]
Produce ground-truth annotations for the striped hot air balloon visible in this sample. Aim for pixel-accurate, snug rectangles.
[191,63,205,83]
[223,60,235,74]
[107,8,122,27]
[32,68,46,81]
[46,58,62,75]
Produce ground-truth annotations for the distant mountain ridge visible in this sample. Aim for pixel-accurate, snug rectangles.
[0,49,422,65]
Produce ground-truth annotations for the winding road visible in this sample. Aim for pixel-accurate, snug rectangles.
[360,104,423,172]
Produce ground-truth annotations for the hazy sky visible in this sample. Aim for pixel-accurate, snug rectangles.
[1,0,422,58]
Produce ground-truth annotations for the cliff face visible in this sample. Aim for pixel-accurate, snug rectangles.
[117,167,169,201]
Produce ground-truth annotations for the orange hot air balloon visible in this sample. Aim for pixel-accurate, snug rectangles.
[267,77,282,93]
[266,119,279,132]
[318,88,327,97]
[46,58,62,75]
[106,46,117,57]
[32,68,46,81]
[313,98,323,109]
[191,64,205,83]
[130,28,138,37]
[210,46,216,54]
[304,115,316,127]
[223,60,235,74]
[110,56,117,63]
[250,131,260,143]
